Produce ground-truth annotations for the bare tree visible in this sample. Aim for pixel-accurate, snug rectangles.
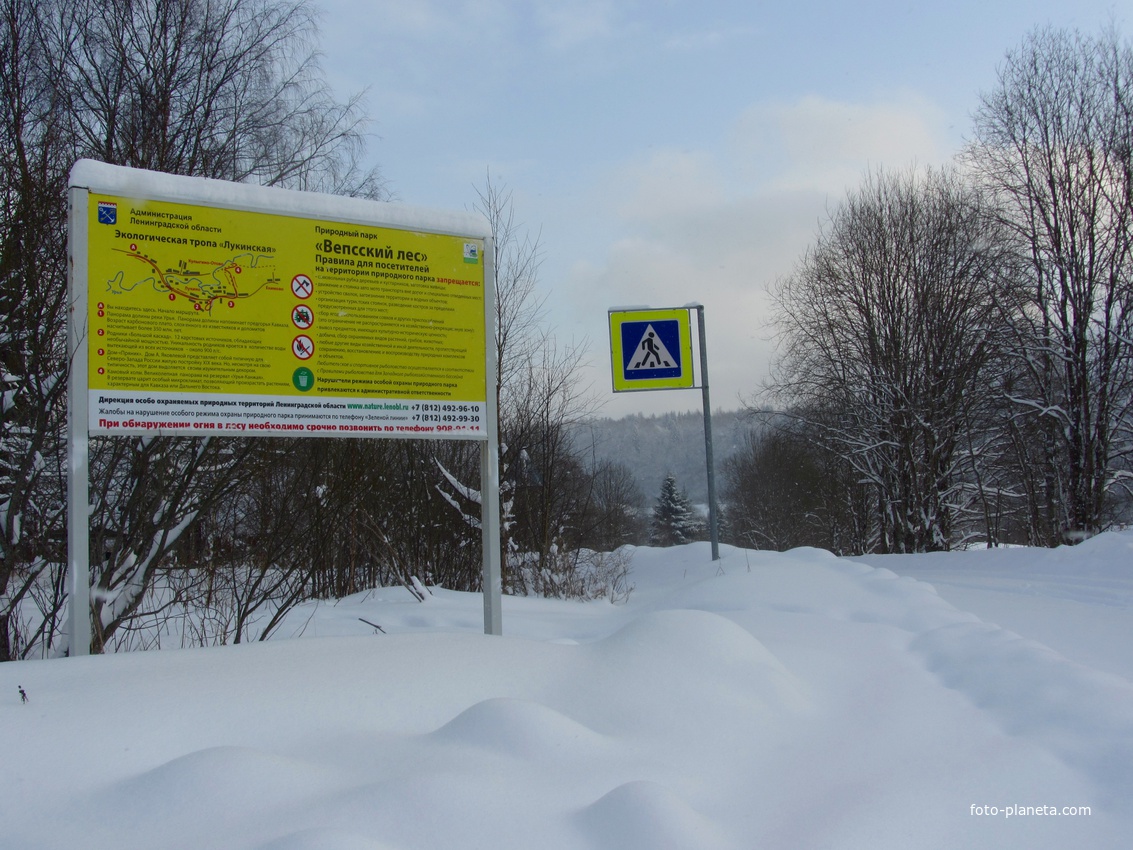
[475,173,546,429]
[723,422,861,552]
[770,166,1015,552]
[470,174,543,581]
[69,0,387,653]
[0,0,385,657]
[86,433,253,652]
[574,460,646,551]
[966,25,1133,542]
[436,175,600,595]
[0,0,72,660]
[51,0,383,194]
[505,334,597,579]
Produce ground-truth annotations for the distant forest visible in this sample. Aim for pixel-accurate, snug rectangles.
[572,410,752,508]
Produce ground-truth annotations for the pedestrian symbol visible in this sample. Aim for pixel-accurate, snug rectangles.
[627,324,677,370]
[608,308,694,392]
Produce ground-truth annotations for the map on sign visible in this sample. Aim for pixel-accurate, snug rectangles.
[104,246,278,311]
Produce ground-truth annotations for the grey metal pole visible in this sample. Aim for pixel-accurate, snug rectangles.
[480,439,503,635]
[67,186,91,655]
[481,233,503,635]
[696,306,720,560]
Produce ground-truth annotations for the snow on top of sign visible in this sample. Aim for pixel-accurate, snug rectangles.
[69,159,491,239]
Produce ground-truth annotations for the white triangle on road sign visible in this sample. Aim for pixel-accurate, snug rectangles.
[627,324,677,370]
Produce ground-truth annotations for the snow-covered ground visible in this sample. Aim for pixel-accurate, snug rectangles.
[2,533,1131,849]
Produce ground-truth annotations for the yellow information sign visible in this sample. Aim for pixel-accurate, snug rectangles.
[66,161,503,646]
[75,175,491,439]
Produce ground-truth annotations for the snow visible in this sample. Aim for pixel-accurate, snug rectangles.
[2,533,1131,849]
[852,534,1133,681]
[69,159,492,239]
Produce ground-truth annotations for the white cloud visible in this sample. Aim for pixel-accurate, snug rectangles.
[558,91,956,416]
[731,92,952,193]
[613,149,727,223]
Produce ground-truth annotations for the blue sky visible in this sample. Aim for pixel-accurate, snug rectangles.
[315,0,1133,418]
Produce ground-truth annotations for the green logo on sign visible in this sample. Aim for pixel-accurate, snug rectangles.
[293,367,315,392]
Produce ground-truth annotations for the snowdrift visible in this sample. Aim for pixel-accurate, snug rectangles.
[2,534,1131,849]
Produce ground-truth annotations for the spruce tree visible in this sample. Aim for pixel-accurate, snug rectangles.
[651,474,703,546]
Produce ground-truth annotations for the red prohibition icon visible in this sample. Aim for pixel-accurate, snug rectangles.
[292,334,314,360]
[291,304,314,329]
[291,274,313,299]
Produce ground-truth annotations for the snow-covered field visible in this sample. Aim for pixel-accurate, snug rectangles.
[2,533,1131,849]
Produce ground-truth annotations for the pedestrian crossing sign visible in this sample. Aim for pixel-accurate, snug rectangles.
[609,308,694,392]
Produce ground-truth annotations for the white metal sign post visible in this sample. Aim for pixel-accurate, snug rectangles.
[609,305,719,560]
[67,160,502,654]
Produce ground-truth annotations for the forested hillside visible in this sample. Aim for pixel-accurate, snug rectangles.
[572,409,753,506]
